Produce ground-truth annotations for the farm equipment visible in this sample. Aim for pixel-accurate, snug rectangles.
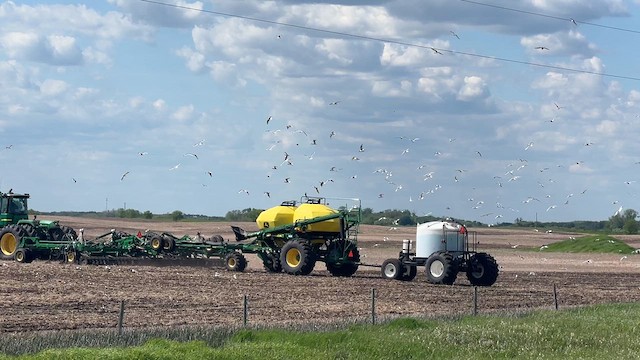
[381,220,499,286]
[231,196,361,276]
[0,191,78,262]
[64,229,155,264]
[145,231,272,271]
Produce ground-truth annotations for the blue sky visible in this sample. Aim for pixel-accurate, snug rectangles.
[2,0,640,223]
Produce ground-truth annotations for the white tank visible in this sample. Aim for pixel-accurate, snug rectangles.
[415,221,466,258]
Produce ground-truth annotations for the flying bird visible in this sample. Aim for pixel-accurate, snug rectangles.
[329,101,340,105]
[430,47,443,55]
[534,46,549,50]
[193,139,205,147]
[184,153,198,159]
[120,171,130,181]
[207,171,213,177]
[72,178,77,183]
[359,144,365,152]
[449,30,460,39]
[266,116,272,124]
[169,163,181,171]
[329,131,336,138]
[264,191,270,198]
[525,142,534,151]
[138,151,148,156]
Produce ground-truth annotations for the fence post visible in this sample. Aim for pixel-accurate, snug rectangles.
[243,295,248,327]
[117,300,125,335]
[553,284,559,310]
[371,288,376,325]
[472,287,478,316]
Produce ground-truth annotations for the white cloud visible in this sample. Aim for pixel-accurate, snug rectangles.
[171,104,195,122]
[39,79,69,97]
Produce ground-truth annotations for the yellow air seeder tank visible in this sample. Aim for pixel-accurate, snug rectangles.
[293,203,341,233]
[256,201,297,230]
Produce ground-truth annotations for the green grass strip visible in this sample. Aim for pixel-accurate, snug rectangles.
[539,234,637,254]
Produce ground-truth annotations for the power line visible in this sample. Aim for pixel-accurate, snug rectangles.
[460,0,640,35]
[138,0,640,82]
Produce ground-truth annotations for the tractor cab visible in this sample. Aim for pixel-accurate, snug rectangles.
[0,192,29,226]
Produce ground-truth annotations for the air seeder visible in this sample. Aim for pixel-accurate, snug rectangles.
[232,196,361,276]
[381,220,499,286]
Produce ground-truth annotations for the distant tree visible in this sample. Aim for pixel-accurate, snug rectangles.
[171,210,184,221]
[624,218,639,234]
[143,210,153,219]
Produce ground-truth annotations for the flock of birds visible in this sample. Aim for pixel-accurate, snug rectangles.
[52,21,634,225]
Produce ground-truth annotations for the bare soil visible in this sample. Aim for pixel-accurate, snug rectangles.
[1,217,639,333]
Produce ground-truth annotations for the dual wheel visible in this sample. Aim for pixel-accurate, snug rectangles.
[224,251,247,272]
[148,234,175,252]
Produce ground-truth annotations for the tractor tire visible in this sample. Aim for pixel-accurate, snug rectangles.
[326,241,360,277]
[280,239,316,275]
[0,226,23,259]
[60,226,77,241]
[19,223,38,238]
[48,227,65,241]
[466,253,499,286]
[381,258,403,280]
[162,236,175,252]
[262,252,282,273]
[400,264,418,282]
[426,252,458,285]
[149,234,164,251]
[225,252,247,272]
[14,248,32,263]
[326,261,359,277]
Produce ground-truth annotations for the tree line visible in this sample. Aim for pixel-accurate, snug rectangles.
[33,207,639,234]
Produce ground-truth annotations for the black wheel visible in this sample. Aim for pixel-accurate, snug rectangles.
[65,250,79,264]
[0,226,23,259]
[14,248,32,263]
[381,258,403,280]
[425,252,458,285]
[400,264,418,281]
[149,234,163,251]
[325,241,359,277]
[48,227,65,241]
[225,252,247,272]
[162,236,175,252]
[19,223,38,238]
[280,239,316,275]
[466,253,499,286]
[262,252,282,273]
[60,226,77,241]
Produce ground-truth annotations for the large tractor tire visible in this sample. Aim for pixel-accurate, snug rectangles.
[225,252,247,272]
[47,227,66,241]
[280,239,316,275]
[60,226,77,241]
[262,252,282,273]
[14,248,33,263]
[19,223,39,238]
[381,258,403,280]
[466,253,499,286]
[400,264,418,281]
[426,252,458,285]
[0,226,24,260]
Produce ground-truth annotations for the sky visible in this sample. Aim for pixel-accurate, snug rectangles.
[1,0,640,223]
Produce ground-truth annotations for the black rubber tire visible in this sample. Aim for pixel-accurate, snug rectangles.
[14,248,32,263]
[225,252,247,272]
[280,239,316,275]
[48,227,65,241]
[0,226,24,259]
[466,253,499,286]
[162,236,175,252]
[149,234,164,251]
[19,223,38,238]
[60,226,77,241]
[66,250,79,264]
[425,252,458,285]
[325,241,360,277]
[262,252,282,273]
[400,264,418,281]
[381,258,403,280]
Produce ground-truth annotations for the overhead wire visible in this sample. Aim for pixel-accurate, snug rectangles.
[459,0,640,35]
[138,0,640,81]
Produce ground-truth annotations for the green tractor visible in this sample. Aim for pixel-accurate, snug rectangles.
[0,191,77,262]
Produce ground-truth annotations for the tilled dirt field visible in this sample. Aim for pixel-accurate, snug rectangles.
[1,217,640,333]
